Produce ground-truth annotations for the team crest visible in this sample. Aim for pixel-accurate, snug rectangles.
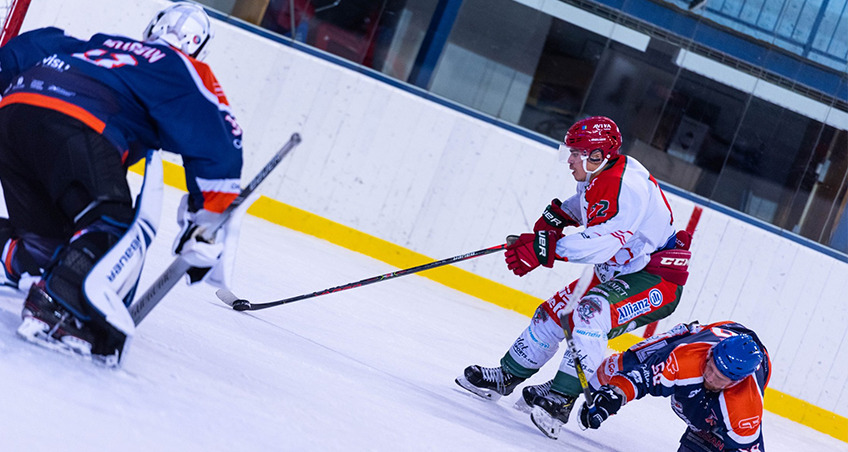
[577,297,603,323]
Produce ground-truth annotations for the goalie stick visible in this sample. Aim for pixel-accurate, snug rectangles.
[217,235,519,311]
[128,133,302,325]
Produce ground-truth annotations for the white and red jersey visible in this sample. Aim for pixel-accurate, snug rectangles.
[557,155,675,282]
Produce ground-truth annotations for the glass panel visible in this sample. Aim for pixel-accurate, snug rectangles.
[798,127,848,247]
[517,17,608,140]
[580,39,679,153]
[259,0,431,69]
[711,98,824,226]
[647,69,748,195]
[428,0,550,123]
[213,0,848,255]
[372,1,440,80]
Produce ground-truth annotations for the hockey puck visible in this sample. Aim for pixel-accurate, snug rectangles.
[232,299,252,311]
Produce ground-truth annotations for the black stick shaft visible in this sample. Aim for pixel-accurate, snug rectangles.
[199,133,301,240]
[240,242,510,311]
[130,133,301,325]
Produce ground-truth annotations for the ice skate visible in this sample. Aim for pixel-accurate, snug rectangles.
[528,389,576,439]
[16,281,97,362]
[513,380,552,413]
[455,365,525,401]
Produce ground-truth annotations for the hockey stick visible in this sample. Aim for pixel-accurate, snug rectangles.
[217,235,519,311]
[128,133,302,325]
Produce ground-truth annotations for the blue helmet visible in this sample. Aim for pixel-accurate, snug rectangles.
[712,334,763,381]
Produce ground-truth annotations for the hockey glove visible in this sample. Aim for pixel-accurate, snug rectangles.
[533,198,579,235]
[578,385,626,429]
[504,230,558,277]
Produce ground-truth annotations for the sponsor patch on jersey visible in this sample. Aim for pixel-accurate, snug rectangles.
[616,289,664,324]
[648,288,663,307]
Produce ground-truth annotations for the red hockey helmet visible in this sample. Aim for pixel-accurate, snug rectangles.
[563,116,622,160]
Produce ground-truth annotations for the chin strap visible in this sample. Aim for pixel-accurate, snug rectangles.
[581,155,608,177]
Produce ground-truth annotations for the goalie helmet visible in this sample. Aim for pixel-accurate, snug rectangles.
[711,334,763,381]
[143,2,213,60]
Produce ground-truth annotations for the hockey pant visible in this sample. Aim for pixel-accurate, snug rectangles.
[0,105,134,288]
[500,269,683,396]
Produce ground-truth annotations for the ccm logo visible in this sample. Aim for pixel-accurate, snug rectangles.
[660,257,689,266]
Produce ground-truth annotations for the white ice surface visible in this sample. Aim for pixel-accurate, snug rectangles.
[0,182,845,452]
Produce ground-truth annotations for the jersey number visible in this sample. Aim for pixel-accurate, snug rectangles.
[73,49,138,69]
[588,200,609,218]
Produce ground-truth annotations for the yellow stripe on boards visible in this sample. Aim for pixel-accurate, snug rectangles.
[130,159,847,444]
[247,195,541,318]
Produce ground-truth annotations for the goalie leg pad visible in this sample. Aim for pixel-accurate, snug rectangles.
[41,218,134,358]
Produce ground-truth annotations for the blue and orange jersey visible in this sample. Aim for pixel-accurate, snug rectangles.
[606,321,771,452]
[0,27,242,213]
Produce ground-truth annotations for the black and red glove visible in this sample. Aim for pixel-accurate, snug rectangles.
[578,385,626,429]
[533,198,579,236]
[505,230,559,277]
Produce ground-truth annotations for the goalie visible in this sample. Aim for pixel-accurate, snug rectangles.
[0,2,245,365]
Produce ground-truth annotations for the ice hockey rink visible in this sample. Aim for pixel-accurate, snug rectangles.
[0,178,845,452]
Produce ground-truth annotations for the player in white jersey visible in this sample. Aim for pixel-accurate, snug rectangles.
[456,116,693,439]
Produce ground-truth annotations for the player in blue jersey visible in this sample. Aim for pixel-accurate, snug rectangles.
[0,2,245,365]
[580,321,770,452]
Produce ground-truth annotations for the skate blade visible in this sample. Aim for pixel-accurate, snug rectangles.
[530,405,563,440]
[16,316,97,363]
[513,396,533,413]
[454,376,503,401]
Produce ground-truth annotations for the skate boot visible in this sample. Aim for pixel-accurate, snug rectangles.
[513,380,552,413]
[17,281,96,359]
[455,365,525,401]
[528,389,577,440]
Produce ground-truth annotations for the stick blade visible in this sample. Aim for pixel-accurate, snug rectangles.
[215,288,240,307]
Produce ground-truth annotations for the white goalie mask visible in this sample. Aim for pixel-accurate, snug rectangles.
[143,2,213,60]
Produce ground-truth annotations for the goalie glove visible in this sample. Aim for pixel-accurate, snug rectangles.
[172,194,249,289]
[578,385,626,429]
[504,230,559,277]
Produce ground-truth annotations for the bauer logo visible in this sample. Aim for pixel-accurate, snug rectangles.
[108,236,142,283]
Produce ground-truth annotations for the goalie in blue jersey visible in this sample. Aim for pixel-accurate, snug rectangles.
[0,2,246,365]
